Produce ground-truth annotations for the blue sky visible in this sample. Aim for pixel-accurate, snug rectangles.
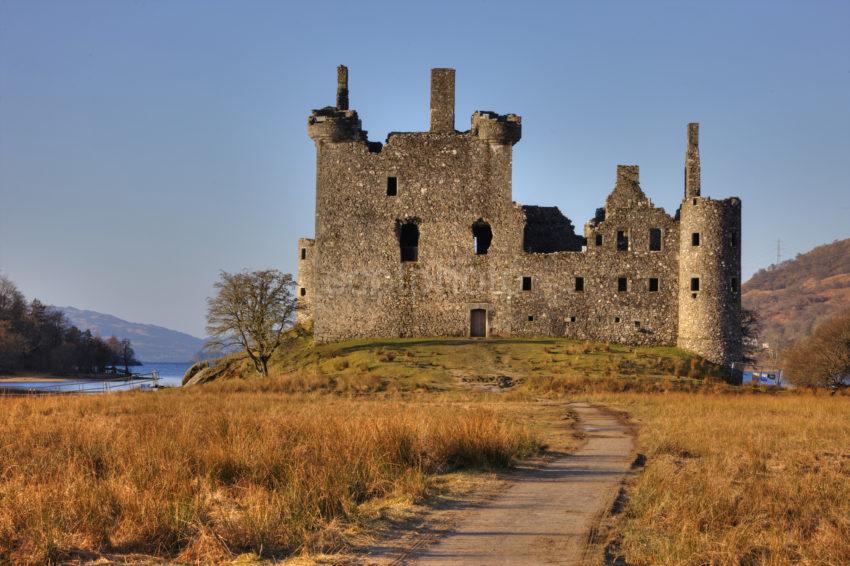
[1,0,848,337]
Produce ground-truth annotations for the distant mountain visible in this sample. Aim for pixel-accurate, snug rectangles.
[57,307,205,362]
[743,238,850,351]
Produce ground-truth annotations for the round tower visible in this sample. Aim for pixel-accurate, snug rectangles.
[677,124,742,366]
[307,65,365,144]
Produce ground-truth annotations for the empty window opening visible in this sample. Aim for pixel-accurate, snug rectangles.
[386,176,398,196]
[691,277,700,292]
[527,315,534,322]
[614,316,621,323]
[618,277,628,292]
[575,277,584,292]
[472,220,492,255]
[692,232,701,246]
[595,234,603,246]
[616,230,629,251]
[301,248,306,260]
[649,277,659,292]
[731,278,738,293]
[300,288,306,297]
[399,222,419,262]
[569,316,577,323]
[522,276,532,291]
[634,320,641,328]
[649,228,662,251]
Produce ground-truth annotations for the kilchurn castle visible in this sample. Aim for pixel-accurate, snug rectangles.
[297,66,742,366]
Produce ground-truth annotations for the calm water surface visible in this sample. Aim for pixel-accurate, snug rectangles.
[0,362,191,393]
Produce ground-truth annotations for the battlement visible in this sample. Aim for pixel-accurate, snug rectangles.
[307,107,365,143]
[471,111,522,145]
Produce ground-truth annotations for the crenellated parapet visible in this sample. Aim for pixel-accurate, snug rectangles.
[471,111,522,145]
[307,65,366,144]
[307,107,365,144]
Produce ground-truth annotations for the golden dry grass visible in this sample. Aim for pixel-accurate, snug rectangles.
[0,388,540,565]
[588,392,850,565]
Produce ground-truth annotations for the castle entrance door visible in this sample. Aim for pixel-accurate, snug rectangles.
[470,309,487,337]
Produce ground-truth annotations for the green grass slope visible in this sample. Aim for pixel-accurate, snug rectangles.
[189,335,730,394]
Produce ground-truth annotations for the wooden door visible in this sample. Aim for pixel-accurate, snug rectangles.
[470,309,486,338]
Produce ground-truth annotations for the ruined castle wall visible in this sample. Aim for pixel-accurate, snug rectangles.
[298,67,742,364]
[310,132,525,342]
[677,197,742,364]
[507,168,680,344]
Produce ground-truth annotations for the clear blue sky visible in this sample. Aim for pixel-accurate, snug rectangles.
[1,0,848,337]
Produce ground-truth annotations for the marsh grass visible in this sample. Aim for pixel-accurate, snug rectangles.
[0,390,540,564]
[590,393,850,565]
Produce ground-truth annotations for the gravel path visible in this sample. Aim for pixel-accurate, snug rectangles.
[406,403,634,565]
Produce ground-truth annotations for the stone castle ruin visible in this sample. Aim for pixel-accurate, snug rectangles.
[297,66,742,366]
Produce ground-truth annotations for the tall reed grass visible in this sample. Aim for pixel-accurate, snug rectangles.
[593,393,850,565]
[0,390,539,564]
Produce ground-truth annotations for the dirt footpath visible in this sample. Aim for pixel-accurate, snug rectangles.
[406,403,634,565]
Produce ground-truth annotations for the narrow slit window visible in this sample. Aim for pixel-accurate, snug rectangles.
[692,232,701,246]
[731,278,738,293]
[569,316,577,323]
[522,276,532,291]
[386,176,398,196]
[300,287,306,297]
[648,277,659,292]
[618,277,628,292]
[595,234,603,247]
[649,228,662,251]
[617,230,629,251]
[691,277,700,292]
[301,248,306,260]
[575,277,584,292]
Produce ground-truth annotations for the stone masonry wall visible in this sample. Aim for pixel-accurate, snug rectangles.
[298,67,743,365]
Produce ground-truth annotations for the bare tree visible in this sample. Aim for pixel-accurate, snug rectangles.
[206,269,296,377]
[740,308,763,365]
[784,309,850,391]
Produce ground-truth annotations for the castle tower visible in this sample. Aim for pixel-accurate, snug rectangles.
[677,123,743,365]
[307,65,365,144]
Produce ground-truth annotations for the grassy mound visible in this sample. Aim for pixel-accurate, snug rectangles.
[191,334,731,394]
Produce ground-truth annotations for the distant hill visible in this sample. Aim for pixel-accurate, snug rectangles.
[743,238,850,351]
[57,307,205,362]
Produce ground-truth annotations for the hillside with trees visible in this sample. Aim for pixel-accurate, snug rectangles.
[742,238,850,352]
[0,276,139,375]
[59,306,204,362]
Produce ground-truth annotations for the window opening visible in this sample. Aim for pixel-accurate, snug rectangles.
[649,228,662,251]
[399,222,419,262]
[472,220,492,255]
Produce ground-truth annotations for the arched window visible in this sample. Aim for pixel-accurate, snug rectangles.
[399,221,419,262]
[472,220,492,255]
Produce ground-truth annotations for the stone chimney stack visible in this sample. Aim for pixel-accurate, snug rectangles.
[336,65,349,110]
[685,122,701,198]
[429,68,455,133]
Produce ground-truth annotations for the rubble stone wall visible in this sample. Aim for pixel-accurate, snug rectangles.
[296,67,743,366]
